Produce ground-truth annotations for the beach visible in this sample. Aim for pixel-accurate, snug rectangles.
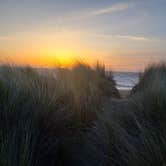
[119,89,130,98]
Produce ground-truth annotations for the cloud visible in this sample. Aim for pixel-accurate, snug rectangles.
[89,2,131,16]
[55,2,132,22]
[91,33,159,42]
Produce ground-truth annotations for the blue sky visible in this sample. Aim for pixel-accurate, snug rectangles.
[0,0,166,71]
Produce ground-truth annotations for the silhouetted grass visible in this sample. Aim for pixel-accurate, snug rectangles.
[131,63,166,95]
[1,62,166,166]
[95,63,166,165]
[56,63,120,124]
[0,63,119,166]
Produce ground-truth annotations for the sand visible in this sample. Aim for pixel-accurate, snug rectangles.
[119,89,130,98]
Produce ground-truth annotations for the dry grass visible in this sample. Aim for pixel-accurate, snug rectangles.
[0,63,119,166]
[95,63,166,166]
[0,62,166,166]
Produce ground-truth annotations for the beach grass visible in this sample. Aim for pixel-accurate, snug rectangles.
[0,63,119,166]
[97,62,166,165]
[0,62,166,165]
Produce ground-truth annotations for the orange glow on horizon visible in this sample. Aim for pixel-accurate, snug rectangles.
[0,29,160,72]
[0,49,150,72]
[0,45,158,72]
[0,48,99,69]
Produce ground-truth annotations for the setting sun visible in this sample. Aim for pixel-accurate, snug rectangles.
[51,49,77,67]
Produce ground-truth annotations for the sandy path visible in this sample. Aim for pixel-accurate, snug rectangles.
[102,97,134,121]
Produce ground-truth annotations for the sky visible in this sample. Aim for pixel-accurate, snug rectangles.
[0,0,166,71]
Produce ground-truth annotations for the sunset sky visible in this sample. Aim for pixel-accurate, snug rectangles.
[0,0,166,71]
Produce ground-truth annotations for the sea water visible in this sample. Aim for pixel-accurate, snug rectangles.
[113,72,139,90]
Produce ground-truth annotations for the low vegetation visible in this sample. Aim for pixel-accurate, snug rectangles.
[0,63,119,166]
[96,62,166,165]
[0,62,166,166]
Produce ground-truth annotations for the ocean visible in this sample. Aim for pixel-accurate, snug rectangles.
[113,72,139,90]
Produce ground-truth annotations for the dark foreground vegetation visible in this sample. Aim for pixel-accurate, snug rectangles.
[0,62,166,166]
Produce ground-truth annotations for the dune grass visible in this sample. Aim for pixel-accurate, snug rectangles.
[0,63,119,166]
[55,63,120,124]
[0,62,166,166]
[96,63,166,165]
